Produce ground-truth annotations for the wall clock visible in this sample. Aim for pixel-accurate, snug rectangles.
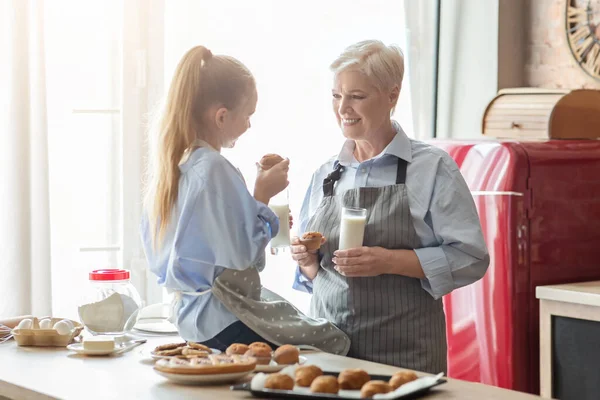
[566,0,600,81]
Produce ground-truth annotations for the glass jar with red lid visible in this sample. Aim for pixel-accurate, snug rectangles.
[77,269,142,335]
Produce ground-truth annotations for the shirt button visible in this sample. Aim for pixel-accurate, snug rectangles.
[360,168,366,173]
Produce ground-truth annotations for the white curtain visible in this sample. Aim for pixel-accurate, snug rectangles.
[0,0,52,317]
[403,0,438,139]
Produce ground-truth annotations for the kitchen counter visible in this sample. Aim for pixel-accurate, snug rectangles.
[537,280,600,399]
[0,336,547,400]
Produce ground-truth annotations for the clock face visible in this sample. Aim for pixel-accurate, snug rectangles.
[566,0,600,81]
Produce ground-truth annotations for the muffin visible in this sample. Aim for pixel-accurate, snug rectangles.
[338,368,371,390]
[310,375,339,394]
[389,371,418,389]
[264,373,295,390]
[245,342,273,364]
[295,365,323,387]
[248,342,273,354]
[360,380,392,398]
[299,231,323,251]
[259,154,284,170]
[226,343,249,356]
[273,344,300,365]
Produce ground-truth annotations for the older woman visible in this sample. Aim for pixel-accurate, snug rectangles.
[291,40,489,373]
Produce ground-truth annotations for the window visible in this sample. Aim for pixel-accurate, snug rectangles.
[45,0,155,318]
[164,0,413,312]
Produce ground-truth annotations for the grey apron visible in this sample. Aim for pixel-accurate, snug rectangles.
[173,252,351,356]
[305,159,447,373]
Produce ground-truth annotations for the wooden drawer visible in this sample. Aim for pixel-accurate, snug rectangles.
[482,88,600,139]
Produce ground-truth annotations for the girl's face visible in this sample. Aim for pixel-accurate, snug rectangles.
[220,89,257,148]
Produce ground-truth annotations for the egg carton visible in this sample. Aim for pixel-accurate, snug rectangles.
[12,317,83,347]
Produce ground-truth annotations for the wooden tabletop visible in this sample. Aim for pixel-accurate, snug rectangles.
[0,336,548,400]
[536,280,600,307]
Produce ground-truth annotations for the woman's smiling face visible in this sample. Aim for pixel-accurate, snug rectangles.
[331,70,396,141]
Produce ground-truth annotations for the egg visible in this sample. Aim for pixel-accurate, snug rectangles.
[61,319,74,330]
[53,320,73,335]
[16,318,33,330]
[39,318,53,330]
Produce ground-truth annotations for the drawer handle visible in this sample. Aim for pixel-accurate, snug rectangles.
[511,122,522,129]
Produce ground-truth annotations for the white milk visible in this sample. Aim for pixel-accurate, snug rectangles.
[338,215,367,250]
[269,203,291,250]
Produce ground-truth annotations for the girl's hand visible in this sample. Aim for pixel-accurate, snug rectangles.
[254,158,289,204]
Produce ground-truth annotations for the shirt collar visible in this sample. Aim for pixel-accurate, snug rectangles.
[337,120,412,166]
[179,138,218,171]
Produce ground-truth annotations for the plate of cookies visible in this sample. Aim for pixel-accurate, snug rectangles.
[225,342,307,372]
[149,341,221,360]
[231,364,446,399]
[154,354,256,385]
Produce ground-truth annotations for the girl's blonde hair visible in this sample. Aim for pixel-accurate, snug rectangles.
[144,45,255,248]
[330,40,404,114]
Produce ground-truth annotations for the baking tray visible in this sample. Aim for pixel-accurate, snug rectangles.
[231,371,446,399]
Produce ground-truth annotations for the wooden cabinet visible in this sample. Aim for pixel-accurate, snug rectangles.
[482,88,600,139]
[537,281,600,400]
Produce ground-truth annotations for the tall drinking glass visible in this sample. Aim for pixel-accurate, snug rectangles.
[269,189,290,254]
[338,207,367,250]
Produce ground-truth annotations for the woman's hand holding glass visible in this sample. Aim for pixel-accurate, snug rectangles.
[332,246,389,277]
[253,158,290,205]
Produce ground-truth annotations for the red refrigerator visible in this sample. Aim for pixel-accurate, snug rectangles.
[429,139,600,395]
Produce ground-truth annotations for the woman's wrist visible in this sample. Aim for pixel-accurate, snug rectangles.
[384,248,425,278]
[299,262,319,280]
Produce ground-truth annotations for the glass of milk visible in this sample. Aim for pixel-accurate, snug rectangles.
[269,189,291,254]
[338,206,367,250]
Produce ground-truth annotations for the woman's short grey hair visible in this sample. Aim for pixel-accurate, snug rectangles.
[330,40,404,113]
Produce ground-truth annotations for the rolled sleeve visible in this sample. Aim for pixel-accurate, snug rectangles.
[292,266,314,294]
[414,247,455,299]
[292,173,318,293]
[413,153,490,299]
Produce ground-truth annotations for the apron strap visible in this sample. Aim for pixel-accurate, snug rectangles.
[323,158,408,196]
[395,158,408,184]
[167,288,212,323]
[322,162,344,197]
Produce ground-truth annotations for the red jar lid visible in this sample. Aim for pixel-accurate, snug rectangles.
[89,269,130,281]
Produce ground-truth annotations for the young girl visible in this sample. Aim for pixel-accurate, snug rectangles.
[141,46,350,353]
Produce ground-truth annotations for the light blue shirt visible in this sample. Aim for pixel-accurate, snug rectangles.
[294,122,489,299]
[140,147,279,342]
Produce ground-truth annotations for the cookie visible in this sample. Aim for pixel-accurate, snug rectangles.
[153,354,257,375]
[154,347,184,357]
[182,347,209,356]
[187,342,212,352]
[154,342,186,351]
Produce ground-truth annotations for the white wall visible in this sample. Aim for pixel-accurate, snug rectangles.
[436,0,499,139]
[162,0,411,312]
